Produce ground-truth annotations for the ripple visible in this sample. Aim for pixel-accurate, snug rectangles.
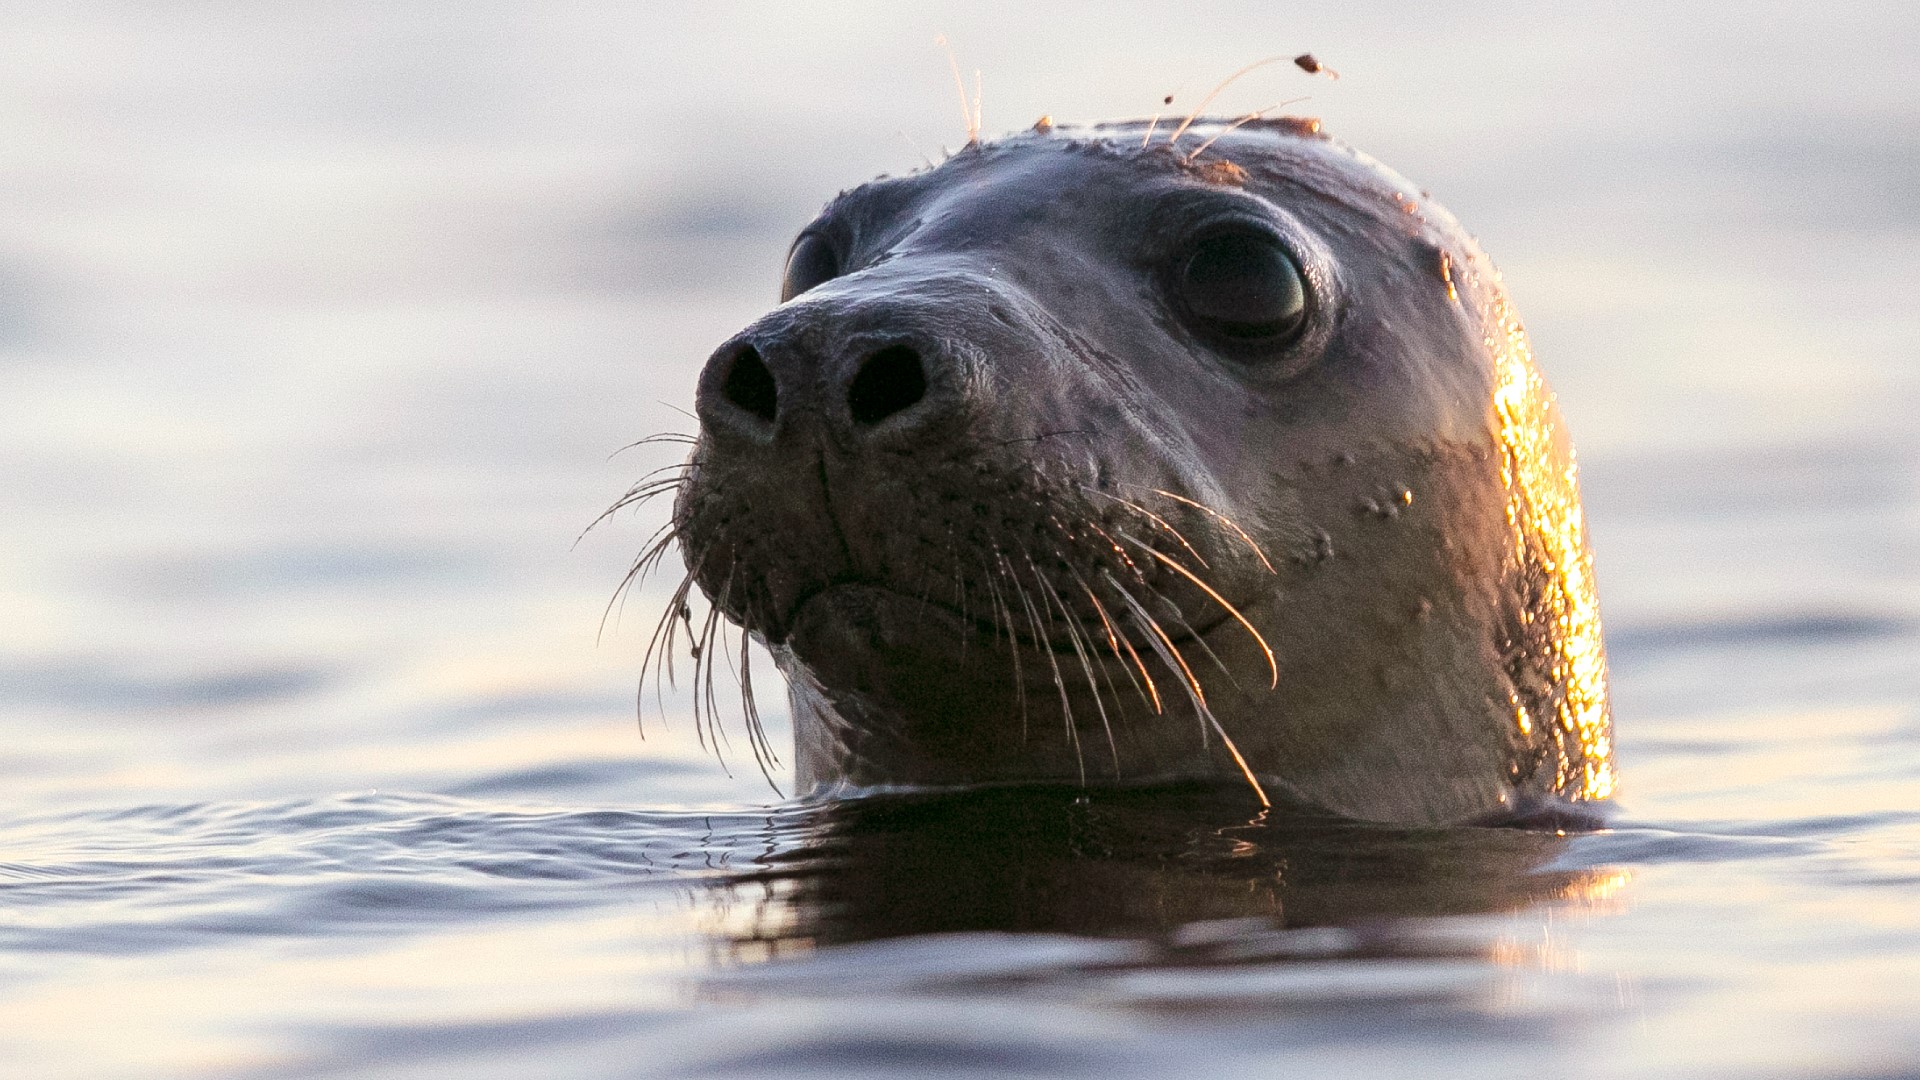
[0,792,811,954]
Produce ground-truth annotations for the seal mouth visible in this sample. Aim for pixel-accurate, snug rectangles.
[783,579,1235,655]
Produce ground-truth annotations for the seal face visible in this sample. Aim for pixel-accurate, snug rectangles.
[666,119,1614,824]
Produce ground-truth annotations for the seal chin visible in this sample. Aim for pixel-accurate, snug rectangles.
[785,583,979,690]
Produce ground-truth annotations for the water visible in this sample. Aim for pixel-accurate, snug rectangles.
[3,3,1918,1076]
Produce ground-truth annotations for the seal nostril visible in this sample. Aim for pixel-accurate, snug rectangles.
[722,346,778,423]
[848,345,927,426]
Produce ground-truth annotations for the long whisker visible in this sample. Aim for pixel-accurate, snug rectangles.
[694,592,733,777]
[599,474,687,516]
[1071,567,1161,714]
[599,520,681,644]
[1141,84,1184,147]
[633,573,680,739]
[1063,575,1132,722]
[608,460,695,494]
[578,466,691,543]
[1139,575,1241,692]
[1105,571,1209,713]
[608,432,697,460]
[639,563,701,734]
[1080,485,1209,568]
[1007,549,1075,771]
[982,552,1028,739]
[1205,718,1268,807]
[655,550,710,726]
[1106,572,1270,807]
[1124,538,1278,689]
[1031,555,1119,778]
[935,35,979,145]
[737,623,785,792]
[1145,488,1277,573]
[946,527,972,667]
[998,549,1044,745]
[1140,112,1161,148]
[1083,520,1145,578]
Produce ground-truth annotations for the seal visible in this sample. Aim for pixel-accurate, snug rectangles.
[651,117,1615,825]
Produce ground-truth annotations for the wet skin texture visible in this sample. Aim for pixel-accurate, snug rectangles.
[671,118,1614,825]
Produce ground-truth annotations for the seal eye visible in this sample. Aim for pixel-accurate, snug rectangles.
[1179,230,1308,344]
[780,233,840,302]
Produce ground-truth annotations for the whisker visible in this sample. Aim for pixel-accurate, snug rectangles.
[1080,485,1209,568]
[911,552,939,633]
[610,462,693,500]
[992,550,1038,744]
[655,557,707,723]
[1145,488,1277,573]
[633,573,680,739]
[1106,572,1270,807]
[935,35,979,145]
[1033,559,1119,778]
[1013,545,1084,784]
[1141,576,1242,692]
[632,520,684,582]
[607,432,697,461]
[971,67,983,144]
[1124,538,1278,689]
[1105,572,1209,714]
[604,473,689,512]
[738,623,785,792]
[947,527,973,667]
[694,593,734,777]
[578,466,692,543]
[599,521,681,644]
[1083,520,1145,578]
[1070,567,1161,715]
[638,564,700,735]
[977,552,1009,648]
[578,485,684,555]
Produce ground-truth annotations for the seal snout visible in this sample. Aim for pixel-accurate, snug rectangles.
[679,277,1037,645]
[700,337,934,438]
[695,316,954,448]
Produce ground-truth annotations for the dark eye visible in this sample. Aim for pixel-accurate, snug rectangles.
[1178,230,1307,344]
[780,233,840,302]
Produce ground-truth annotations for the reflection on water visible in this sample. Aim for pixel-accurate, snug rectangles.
[716,785,1595,954]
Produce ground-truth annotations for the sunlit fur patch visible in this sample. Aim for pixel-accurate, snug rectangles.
[1488,291,1615,801]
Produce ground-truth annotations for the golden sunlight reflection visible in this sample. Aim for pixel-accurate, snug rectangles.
[1489,292,1616,802]
[1560,869,1634,909]
[699,876,818,966]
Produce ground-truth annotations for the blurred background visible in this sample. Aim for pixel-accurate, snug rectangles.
[1,3,1916,1077]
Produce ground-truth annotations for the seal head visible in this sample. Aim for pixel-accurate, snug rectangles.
[669,119,1613,824]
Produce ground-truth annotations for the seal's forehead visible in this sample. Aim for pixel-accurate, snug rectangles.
[814,120,1415,244]
[817,135,1185,228]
